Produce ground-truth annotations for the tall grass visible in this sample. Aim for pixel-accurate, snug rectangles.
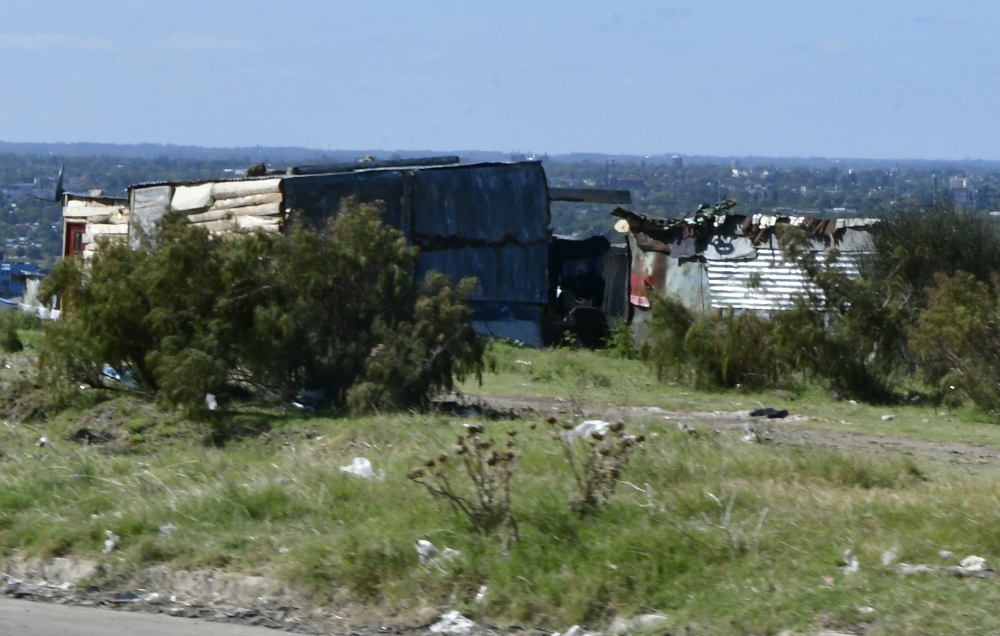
[3,386,1000,633]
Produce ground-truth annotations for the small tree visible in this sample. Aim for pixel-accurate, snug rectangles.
[40,198,483,412]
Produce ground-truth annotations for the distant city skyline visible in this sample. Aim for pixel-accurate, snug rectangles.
[1,1,998,160]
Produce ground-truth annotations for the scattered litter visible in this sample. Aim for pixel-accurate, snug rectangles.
[278,547,290,554]
[896,563,935,575]
[566,420,611,440]
[749,407,788,419]
[340,457,376,479]
[416,540,461,567]
[881,548,898,566]
[644,406,665,413]
[158,524,178,536]
[430,610,477,635]
[856,606,875,614]
[205,393,217,411]
[170,607,185,617]
[554,626,597,636]
[841,550,859,574]
[144,592,167,604]
[676,422,699,436]
[228,608,256,619]
[881,414,895,421]
[295,389,326,410]
[848,400,857,405]
[115,590,139,602]
[274,476,294,484]
[939,550,956,560]
[515,360,532,366]
[961,555,987,571]
[102,530,119,555]
[609,614,669,635]
[36,437,47,447]
[474,585,487,603]
[416,540,439,565]
[102,365,121,381]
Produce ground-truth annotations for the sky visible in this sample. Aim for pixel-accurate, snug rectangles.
[0,0,998,160]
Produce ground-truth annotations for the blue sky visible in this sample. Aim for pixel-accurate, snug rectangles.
[1,0,997,159]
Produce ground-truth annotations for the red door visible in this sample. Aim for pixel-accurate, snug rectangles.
[64,222,85,257]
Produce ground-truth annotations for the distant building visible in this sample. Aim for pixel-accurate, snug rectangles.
[950,176,977,209]
[616,175,646,189]
[671,155,684,168]
[0,262,37,298]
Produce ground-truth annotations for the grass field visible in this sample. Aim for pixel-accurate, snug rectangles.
[2,338,1000,634]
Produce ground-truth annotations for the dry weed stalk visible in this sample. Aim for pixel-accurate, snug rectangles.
[408,423,519,543]
[549,417,645,515]
[701,458,769,553]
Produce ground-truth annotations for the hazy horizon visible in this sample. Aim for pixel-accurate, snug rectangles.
[2,1,998,160]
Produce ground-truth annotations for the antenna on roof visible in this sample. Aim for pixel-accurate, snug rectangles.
[33,165,64,202]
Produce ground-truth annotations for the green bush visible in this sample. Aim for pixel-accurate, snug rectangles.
[644,294,693,381]
[0,310,41,353]
[40,198,483,412]
[909,272,1000,411]
[645,296,789,391]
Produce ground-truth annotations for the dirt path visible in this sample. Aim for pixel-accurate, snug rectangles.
[463,392,1000,470]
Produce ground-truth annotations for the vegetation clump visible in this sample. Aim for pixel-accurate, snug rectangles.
[549,417,645,515]
[39,198,483,412]
[407,422,519,544]
[642,203,1000,412]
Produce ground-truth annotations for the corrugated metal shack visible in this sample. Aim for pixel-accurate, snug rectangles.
[613,204,879,329]
[63,159,630,347]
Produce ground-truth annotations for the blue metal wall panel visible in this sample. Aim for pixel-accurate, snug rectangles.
[412,163,550,244]
[417,242,548,304]
[283,170,407,231]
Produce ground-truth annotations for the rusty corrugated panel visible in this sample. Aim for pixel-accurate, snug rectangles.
[706,249,860,311]
[412,162,550,245]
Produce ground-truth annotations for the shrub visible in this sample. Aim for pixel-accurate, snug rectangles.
[777,226,905,400]
[909,272,1000,411]
[684,310,789,391]
[645,295,789,391]
[862,203,1000,317]
[644,294,693,381]
[0,312,28,353]
[40,198,483,412]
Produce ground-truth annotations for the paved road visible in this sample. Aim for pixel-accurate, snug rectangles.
[0,597,280,635]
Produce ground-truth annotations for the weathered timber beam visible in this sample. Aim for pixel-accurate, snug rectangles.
[290,156,461,176]
[548,188,632,204]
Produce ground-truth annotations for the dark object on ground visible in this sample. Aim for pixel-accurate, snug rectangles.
[750,407,788,418]
[568,306,609,349]
[244,162,267,177]
[71,428,114,444]
[432,398,521,420]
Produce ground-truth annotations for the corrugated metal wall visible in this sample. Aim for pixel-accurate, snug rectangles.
[412,163,549,244]
[706,249,860,311]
